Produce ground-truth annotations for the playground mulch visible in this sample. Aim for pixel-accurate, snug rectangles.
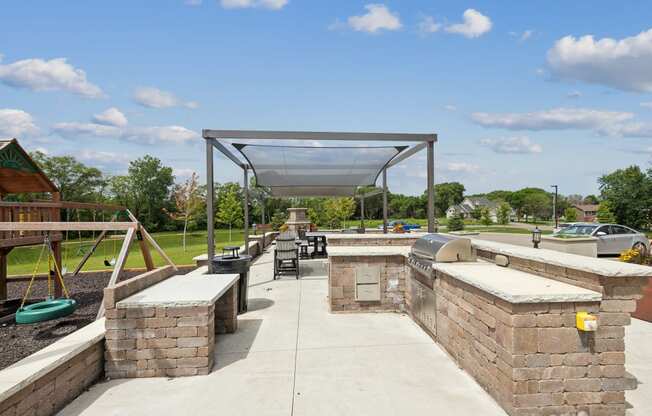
[0,273,111,370]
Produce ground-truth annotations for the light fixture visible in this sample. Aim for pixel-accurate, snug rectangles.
[532,227,542,249]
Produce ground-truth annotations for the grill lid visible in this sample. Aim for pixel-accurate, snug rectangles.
[411,234,474,263]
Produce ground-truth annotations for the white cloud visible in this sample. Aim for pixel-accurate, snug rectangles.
[52,121,198,145]
[185,0,202,5]
[418,16,441,35]
[547,28,652,92]
[133,87,198,109]
[520,30,533,41]
[0,109,40,138]
[567,90,582,99]
[123,126,198,144]
[471,107,633,131]
[443,104,457,111]
[445,9,492,39]
[92,107,128,127]
[600,122,652,138]
[444,162,480,174]
[480,136,543,154]
[220,0,287,10]
[0,57,104,98]
[77,149,131,165]
[641,102,652,109]
[52,122,122,138]
[347,4,402,34]
[173,167,195,180]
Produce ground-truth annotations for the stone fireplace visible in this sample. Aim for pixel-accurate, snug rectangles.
[285,208,311,232]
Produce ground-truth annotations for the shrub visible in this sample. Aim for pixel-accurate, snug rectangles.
[447,214,465,231]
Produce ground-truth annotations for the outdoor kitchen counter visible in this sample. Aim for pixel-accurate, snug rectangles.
[116,272,239,308]
[471,238,652,278]
[432,262,602,304]
[105,270,240,379]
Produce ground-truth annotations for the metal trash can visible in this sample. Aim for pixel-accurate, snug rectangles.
[211,252,252,314]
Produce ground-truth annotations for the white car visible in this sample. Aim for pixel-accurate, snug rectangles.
[553,223,650,256]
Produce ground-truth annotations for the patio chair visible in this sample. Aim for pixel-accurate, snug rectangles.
[274,232,300,279]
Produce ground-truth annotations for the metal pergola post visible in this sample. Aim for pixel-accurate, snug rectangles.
[360,197,365,230]
[427,140,435,233]
[382,169,388,234]
[206,140,215,273]
[244,168,249,255]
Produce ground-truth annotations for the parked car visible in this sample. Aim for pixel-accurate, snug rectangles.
[552,223,571,234]
[377,220,422,231]
[553,222,649,256]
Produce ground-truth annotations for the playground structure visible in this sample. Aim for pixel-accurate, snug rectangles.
[0,138,176,321]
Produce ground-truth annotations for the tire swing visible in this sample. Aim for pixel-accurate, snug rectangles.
[15,235,78,325]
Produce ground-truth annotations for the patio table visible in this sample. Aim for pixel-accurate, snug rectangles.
[306,233,328,258]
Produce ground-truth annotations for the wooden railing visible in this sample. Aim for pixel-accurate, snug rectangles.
[0,201,126,246]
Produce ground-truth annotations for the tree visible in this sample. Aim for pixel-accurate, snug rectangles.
[126,156,175,231]
[31,151,106,211]
[270,210,287,230]
[173,172,202,251]
[433,182,465,216]
[447,213,464,231]
[599,166,652,229]
[324,198,356,229]
[497,202,512,225]
[216,186,243,242]
[471,206,483,221]
[486,190,513,203]
[583,195,600,205]
[564,207,578,222]
[480,207,493,226]
[511,188,551,222]
[596,201,616,224]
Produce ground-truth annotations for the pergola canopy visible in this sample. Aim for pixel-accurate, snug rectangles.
[203,129,437,270]
[233,143,406,197]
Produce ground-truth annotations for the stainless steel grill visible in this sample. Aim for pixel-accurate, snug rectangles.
[407,234,475,338]
[408,233,474,273]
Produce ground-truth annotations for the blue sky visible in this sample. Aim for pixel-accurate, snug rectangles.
[2,1,652,196]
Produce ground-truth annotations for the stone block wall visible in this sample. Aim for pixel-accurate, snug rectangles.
[434,271,635,416]
[215,285,238,334]
[329,255,407,312]
[0,341,103,416]
[104,305,216,378]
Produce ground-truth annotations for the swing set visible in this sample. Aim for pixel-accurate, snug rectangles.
[0,139,177,324]
[1,209,177,323]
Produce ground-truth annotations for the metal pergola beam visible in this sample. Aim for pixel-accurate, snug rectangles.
[204,129,437,142]
[386,142,428,168]
[209,138,248,170]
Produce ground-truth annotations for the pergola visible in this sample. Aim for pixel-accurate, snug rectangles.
[203,130,437,270]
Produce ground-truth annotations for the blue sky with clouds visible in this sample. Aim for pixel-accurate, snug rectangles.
[2,1,652,196]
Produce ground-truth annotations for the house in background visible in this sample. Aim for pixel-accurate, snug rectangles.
[446,196,511,223]
[571,204,599,222]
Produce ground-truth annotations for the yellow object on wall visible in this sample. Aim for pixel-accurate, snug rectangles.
[576,311,598,331]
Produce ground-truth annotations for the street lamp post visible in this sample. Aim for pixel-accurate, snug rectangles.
[551,185,558,228]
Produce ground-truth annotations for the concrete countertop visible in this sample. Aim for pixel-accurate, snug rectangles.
[433,262,602,304]
[471,238,652,278]
[327,245,411,257]
[117,272,239,308]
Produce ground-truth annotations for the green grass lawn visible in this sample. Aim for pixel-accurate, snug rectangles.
[7,229,244,277]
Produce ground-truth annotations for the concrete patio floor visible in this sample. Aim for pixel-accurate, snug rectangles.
[59,247,652,416]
